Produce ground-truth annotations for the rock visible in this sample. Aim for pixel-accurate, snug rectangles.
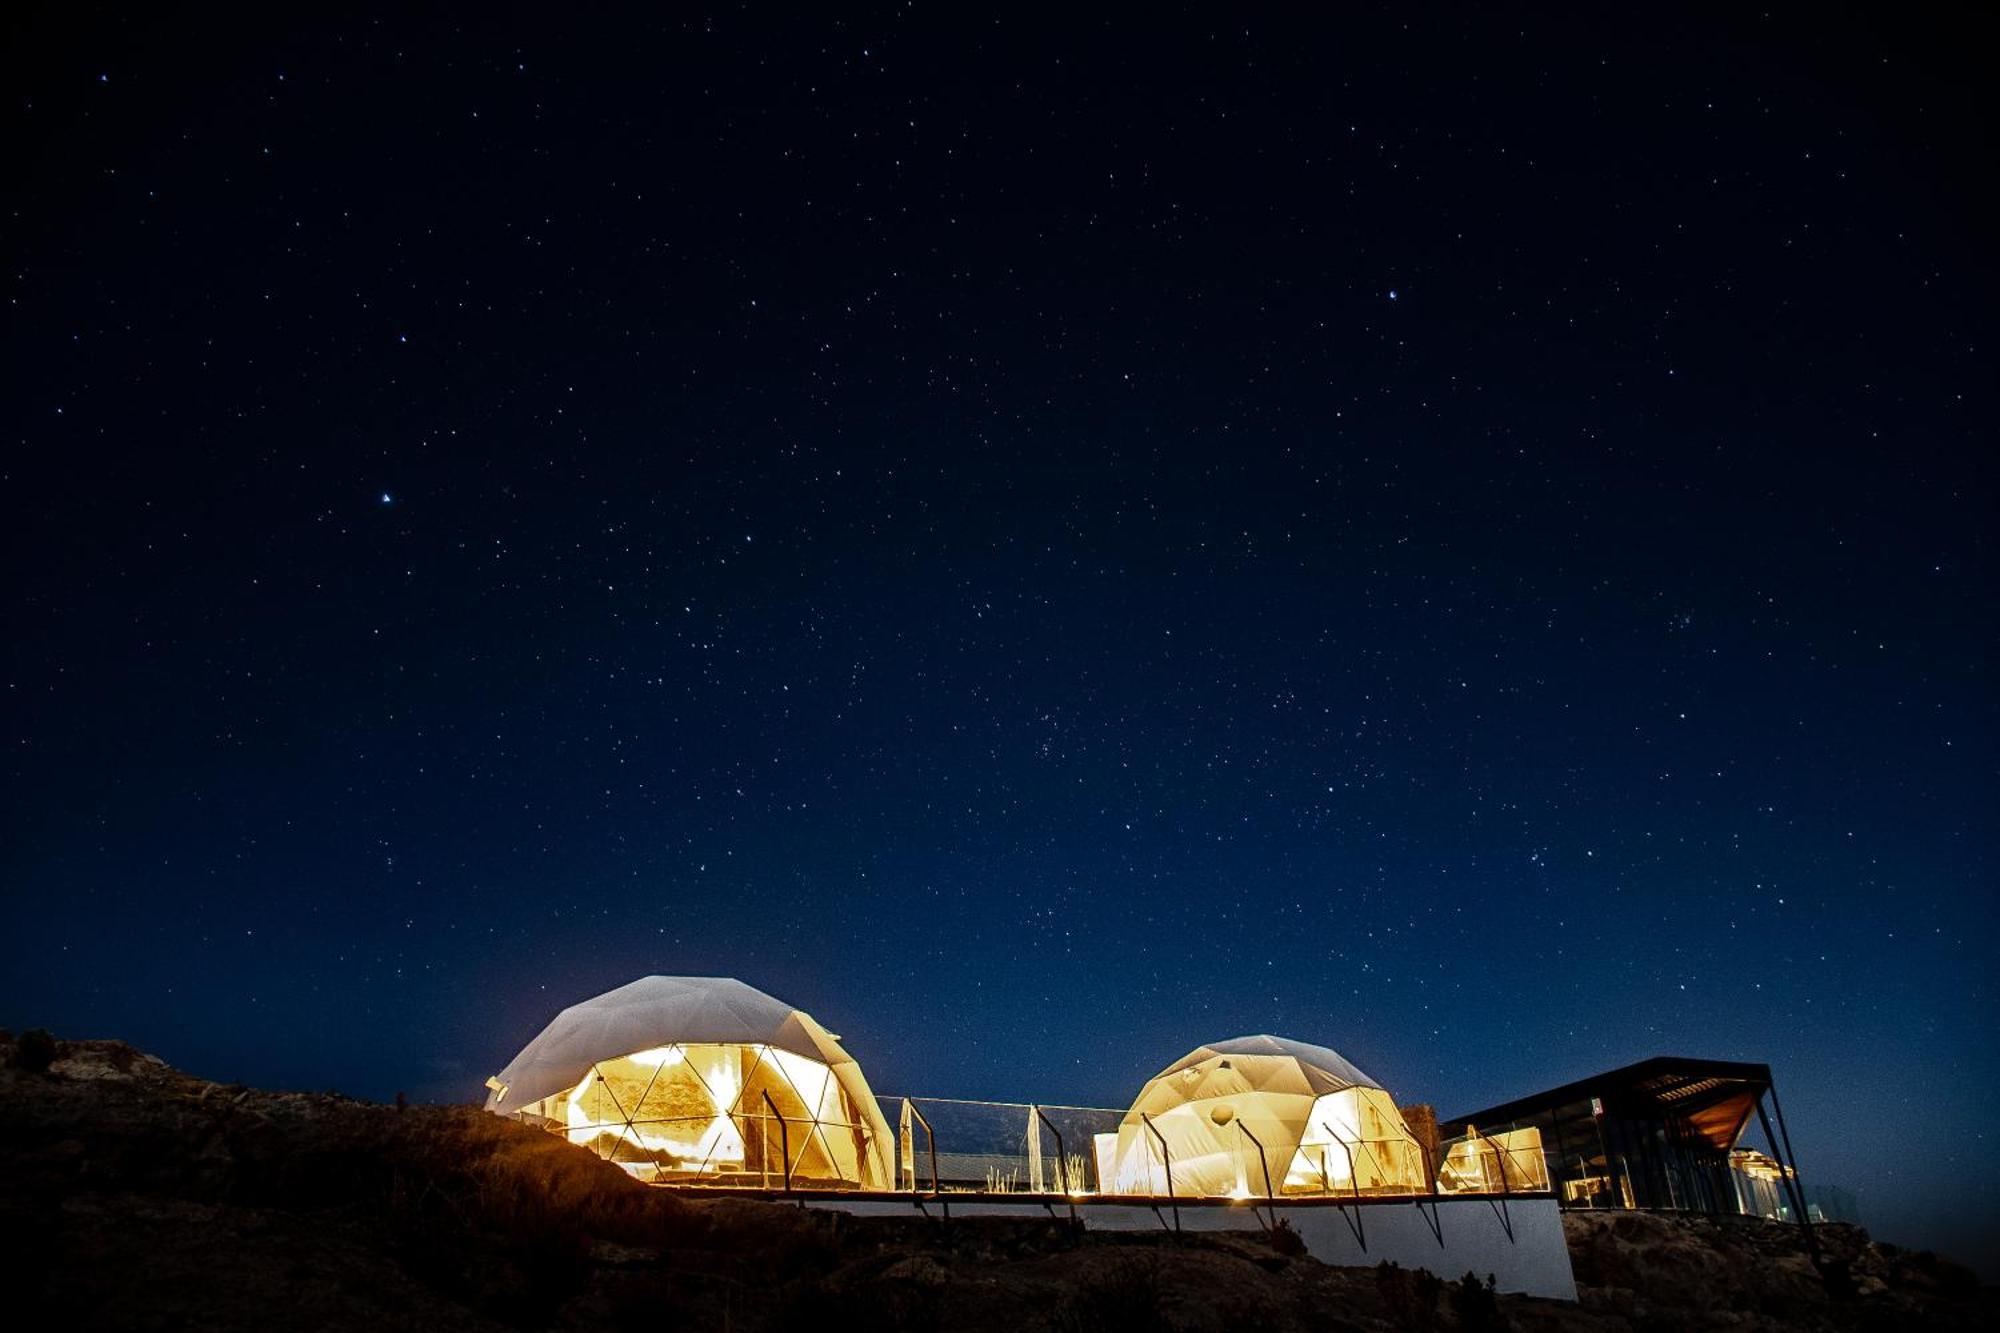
[46,1041,160,1081]
[880,1254,952,1286]
[587,1240,659,1266]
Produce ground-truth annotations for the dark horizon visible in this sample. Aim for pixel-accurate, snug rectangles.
[3,2,1993,1275]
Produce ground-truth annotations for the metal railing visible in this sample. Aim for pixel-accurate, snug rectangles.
[536,1082,1553,1207]
[1140,1111,1179,1232]
[1238,1120,1276,1230]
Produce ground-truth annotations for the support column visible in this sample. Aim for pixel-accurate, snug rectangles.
[1754,1091,1818,1257]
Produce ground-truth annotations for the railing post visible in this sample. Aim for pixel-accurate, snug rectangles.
[1027,1103,1044,1194]
[1140,1112,1179,1233]
[1479,1138,1516,1241]
[1034,1106,1078,1224]
[1487,1140,1513,1195]
[898,1098,915,1191]
[1322,1122,1368,1250]
[904,1099,946,1220]
[1413,1133,1445,1244]
[1323,1125,1363,1204]
[761,1090,793,1199]
[1237,1121,1278,1231]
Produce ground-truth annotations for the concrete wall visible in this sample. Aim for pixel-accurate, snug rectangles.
[811,1195,1577,1302]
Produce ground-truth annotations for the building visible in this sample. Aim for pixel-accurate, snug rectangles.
[1441,1055,1819,1223]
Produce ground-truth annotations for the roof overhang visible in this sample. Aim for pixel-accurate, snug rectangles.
[1444,1055,1772,1152]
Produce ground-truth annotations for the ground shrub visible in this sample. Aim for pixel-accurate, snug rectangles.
[1376,1260,1443,1331]
[1450,1271,1503,1332]
[9,1029,58,1072]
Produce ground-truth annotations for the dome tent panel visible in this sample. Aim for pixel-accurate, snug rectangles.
[1282,1086,1429,1193]
[487,976,819,1113]
[1166,1035,1378,1094]
[487,976,894,1189]
[747,1043,879,1185]
[1114,1089,1303,1197]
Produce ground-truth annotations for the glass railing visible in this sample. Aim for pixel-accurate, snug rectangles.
[1435,1125,1551,1194]
[887,1095,1125,1194]
[531,1090,1554,1200]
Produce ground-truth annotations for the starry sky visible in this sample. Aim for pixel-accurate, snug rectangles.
[3,3,1993,1268]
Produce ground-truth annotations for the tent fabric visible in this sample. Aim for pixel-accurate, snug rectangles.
[489,976,851,1113]
[485,975,895,1187]
[1152,1035,1383,1098]
[1107,1034,1427,1198]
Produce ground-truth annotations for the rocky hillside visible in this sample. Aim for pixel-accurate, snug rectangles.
[1,1031,1987,1331]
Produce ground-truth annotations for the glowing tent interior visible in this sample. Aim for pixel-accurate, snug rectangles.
[484,976,895,1188]
[1097,1035,1433,1198]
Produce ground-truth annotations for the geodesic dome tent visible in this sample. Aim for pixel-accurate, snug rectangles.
[1100,1035,1430,1198]
[484,976,895,1188]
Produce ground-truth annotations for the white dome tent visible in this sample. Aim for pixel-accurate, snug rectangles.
[485,976,895,1189]
[1099,1035,1431,1199]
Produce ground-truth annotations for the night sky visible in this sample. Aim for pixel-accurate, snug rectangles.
[4,4,1993,1268]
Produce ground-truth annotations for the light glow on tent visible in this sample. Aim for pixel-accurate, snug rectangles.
[1283,1087,1427,1192]
[485,976,898,1190]
[1437,1126,1549,1193]
[1108,1040,1433,1198]
[561,1047,746,1167]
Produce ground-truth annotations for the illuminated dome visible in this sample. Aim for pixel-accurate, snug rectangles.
[485,975,895,1188]
[1100,1034,1430,1198]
